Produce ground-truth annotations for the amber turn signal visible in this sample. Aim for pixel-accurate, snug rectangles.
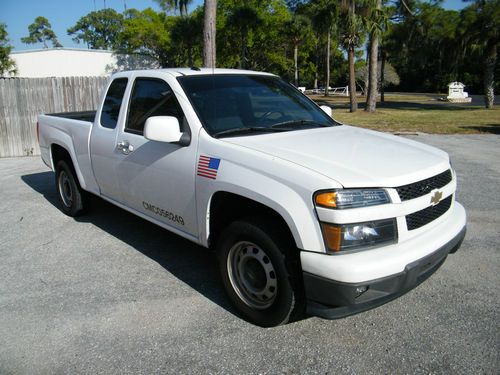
[315,192,337,208]
[321,223,342,252]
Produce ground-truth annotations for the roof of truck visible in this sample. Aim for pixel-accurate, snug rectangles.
[161,68,276,77]
[111,68,276,78]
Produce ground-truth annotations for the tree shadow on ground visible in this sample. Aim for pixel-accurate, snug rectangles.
[314,98,482,112]
[20,171,239,320]
[458,125,500,134]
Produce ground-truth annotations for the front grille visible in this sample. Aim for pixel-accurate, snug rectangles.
[406,196,452,230]
[396,170,452,201]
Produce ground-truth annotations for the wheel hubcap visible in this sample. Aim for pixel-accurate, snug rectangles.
[227,241,277,310]
[58,171,73,207]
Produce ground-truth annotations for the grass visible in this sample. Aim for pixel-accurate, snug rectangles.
[309,93,500,134]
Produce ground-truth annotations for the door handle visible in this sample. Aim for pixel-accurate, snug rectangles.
[117,140,134,155]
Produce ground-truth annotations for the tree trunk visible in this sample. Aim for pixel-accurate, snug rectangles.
[203,0,217,68]
[188,44,193,67]
[314,44,319,89]
[365,31,378,112]
[484,41,496,109]
[365,0,381,112]
[364,43,369,96]
[380,49,386,103]
[324,32,330,97]
[294,44,298,87]
[240,32,247,69]
[348,47,357,112]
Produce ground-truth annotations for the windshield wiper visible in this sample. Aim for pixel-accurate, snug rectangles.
[212,127,287,138]
[271,119,331,129]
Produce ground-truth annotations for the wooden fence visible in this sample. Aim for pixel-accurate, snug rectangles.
[0,76,108,158]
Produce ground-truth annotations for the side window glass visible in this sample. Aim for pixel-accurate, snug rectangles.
[126,78,185,135]
[100,78,128,129]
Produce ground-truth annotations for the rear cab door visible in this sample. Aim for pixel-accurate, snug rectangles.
[90,75,129,201]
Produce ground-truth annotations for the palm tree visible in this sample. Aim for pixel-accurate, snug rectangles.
[171,15,201,66]
[227,6,262,69]
[155,0,192,16]
[462,0,499,108]
[339,0,364,112]
[203,0,217,68]
[286,15,312,87]
[364,0,387,112]
[310,0,338,97]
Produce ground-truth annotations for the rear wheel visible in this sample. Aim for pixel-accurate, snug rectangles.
[217,218,304,327]
[55,160,89,216]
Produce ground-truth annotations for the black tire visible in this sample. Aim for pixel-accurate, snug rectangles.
[216,217,305,327]
[55,160,89,217]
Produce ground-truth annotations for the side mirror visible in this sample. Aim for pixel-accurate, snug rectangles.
[144,116,185,144]
[320,105,332,117]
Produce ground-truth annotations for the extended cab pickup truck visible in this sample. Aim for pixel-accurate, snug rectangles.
[38,68,466,327]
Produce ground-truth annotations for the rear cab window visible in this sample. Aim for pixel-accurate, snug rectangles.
[100,78,128,129]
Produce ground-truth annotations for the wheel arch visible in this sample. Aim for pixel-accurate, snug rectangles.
[207,191,301,251]
[50,142,86,189]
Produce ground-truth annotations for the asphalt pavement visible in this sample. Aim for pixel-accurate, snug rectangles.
[0,134,498,374]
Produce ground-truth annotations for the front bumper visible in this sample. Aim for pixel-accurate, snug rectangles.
[304,226,466,319]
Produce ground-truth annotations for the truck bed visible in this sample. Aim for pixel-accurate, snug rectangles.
[46,110,96,123]
[38,112,99,194]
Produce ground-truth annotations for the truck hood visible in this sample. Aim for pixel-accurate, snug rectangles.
[222,125,450,188]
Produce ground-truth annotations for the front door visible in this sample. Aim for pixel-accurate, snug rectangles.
[114,77,198,238]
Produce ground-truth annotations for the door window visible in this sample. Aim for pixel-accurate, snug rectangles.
[100,78,128,129]
[126,78,185,135]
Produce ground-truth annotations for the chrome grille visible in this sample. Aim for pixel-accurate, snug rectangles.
[396,170,452,201]
[406,196,452,231]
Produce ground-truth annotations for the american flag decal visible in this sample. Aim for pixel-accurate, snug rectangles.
[197,155,220,180]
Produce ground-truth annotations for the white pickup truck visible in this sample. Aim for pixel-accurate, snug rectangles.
[38,68,466,327]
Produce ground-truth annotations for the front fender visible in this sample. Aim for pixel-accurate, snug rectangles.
[197,163,326,252]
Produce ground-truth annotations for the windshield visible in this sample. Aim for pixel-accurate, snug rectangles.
[178,74,339,138]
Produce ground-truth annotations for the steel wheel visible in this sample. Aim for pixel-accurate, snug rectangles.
[58,169,73,208]
[55,160,89,217]
[217,218,305,326]
[227,241,278,310]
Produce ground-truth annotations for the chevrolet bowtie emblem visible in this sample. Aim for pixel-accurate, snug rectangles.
[430,191,443,205]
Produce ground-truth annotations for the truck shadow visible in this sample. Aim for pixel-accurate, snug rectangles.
[21,171,239,319]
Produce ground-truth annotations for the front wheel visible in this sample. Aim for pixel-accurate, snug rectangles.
[216,218,304,327]
[55,160,89,217]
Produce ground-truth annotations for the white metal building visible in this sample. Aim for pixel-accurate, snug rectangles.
[9,48,159,78]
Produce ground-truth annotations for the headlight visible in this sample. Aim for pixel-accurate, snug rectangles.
[315,189,390,209]
[321,218,397,252]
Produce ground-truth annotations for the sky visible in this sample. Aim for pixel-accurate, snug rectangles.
[1,0,467,52]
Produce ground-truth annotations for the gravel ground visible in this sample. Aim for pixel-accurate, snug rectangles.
[0,134,498,374]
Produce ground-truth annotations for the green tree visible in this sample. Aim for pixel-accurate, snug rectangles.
[217,0,292,75]
[155,0,193,16]
[462,0,499,108]
[117,8,172,66]
[21,16,62,48]
[339,0,364,112]
[364,0,388,112]
[67,9,124,50]
[285,14,312,86]
[171,13,202,66]
[227,6,263,69]
[0,23,17,76]
[385,1,461,92]
[310,0,339,96]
